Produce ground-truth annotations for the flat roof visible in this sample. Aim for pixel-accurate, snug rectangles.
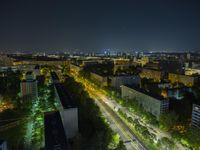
[44,111,70,150]
[54,83,76,109]
[124,85,166,101]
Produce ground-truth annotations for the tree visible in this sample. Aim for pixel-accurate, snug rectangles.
[158,137,175,150]
[181,127,200,149]
[159,111,179,131]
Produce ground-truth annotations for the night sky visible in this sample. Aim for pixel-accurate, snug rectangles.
[0,0,200,52]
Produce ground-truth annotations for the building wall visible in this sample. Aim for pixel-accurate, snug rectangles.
[90,72,108,86]
[13,60,67,66]
[60,108,78,139]
[185,68,200,75]
[192,104,200,128]
[69,64,82,73]
[121,85,169,120]
[54,84,79,139]
[110,76,140,90]
[168,73,197,87]
[140,68,162,82]
[20,81,38,101]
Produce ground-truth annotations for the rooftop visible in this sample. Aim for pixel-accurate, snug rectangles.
[55,83,76,109]
[44,111,70,150]
[124,84,167,101]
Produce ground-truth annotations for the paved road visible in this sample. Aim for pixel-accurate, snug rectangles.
[94,97,138,150]
[70,73,148,150]
[94,96,148,150]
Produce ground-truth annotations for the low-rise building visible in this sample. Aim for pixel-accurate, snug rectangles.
[113,59,132,75]
[168,73,197,87]
[133,56,149,67]
[90,72,108,87]
[109,75,140,90]
[140,68,162,82]
[192,104,200,128]
[121,85,169,120]
[69,63,82,74]
[161,87,191,100]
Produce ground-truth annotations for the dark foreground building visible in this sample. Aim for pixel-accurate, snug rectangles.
[44,111,71,150]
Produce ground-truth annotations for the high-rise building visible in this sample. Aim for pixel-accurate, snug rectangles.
[20,71,38,101]
[192,104,200,128]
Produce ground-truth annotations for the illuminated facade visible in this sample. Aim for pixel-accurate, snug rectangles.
[121,85,169,120]
[20,72,38,101]
[168,73,197,87]
[113,59,131,75]
[69,63,82,74]
[140,68,162,82]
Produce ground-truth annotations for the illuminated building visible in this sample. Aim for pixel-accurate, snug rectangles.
[168,73,197,87]
[192,104,200,128]
[161,87,191,100]
[69,63,82,74]
[113,59,132,75]
[0,54,13,66]
[140,68,162,82]
[133,56,149,67]
[20,72,38,101]
[121,85,169,120]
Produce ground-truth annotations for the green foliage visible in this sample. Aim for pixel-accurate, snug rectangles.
[159,111,178,131]
[63,77,126,150]
[0,70,21,100]
[180,127,200,149]
[157,137,175,150]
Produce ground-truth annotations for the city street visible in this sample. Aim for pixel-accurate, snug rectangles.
[70,72,189,150]
[70,72,148,150]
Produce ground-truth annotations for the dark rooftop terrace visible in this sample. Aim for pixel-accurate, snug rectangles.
[124,84,167,101]
[54,83,76,109]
